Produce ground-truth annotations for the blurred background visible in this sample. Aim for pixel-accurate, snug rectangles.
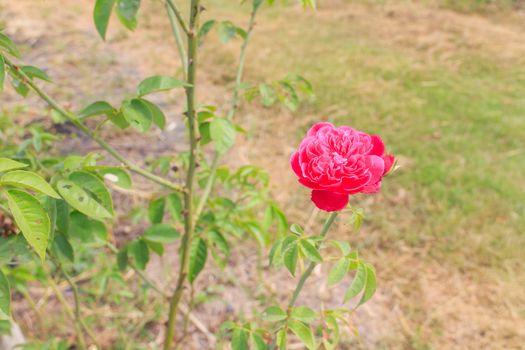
[0,0,524,349]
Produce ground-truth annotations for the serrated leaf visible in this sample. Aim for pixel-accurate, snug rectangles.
[291,306,316,324]
[57,180,112,221]
[358,263,377,306]
[300,239,322,263]
[148,197,165,224]
[283,241,299,276]
[188,237,207,283]
[262,306,287,322]
[1,170,59,198]
[69,171,113,215]
[21,66,52,82]
[327,258,350,286]
[129,239,149,270]
[122,98,152,132]
[288,320,316,350]
[139,98,166,129]
[6,189,50,261]
[0,270,10,319]
[116,0,140,30]
[0,33,20,58]
[206,230,229,255]
[94,0,115,40]
[143,224,180,244]
[210,117,236,154]
[166,193,183,222]
[77,101,114,119]
[344,262,366,303]
[231,328,249,350]
[0,158,28,172]
[136,75,188,96]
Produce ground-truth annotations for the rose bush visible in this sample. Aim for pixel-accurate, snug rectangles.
[291,122,394,211]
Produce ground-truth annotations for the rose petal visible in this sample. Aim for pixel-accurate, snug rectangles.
[362,180,381,193]
[307,122,334,137]
[290,152,303,178]
[369,135,385,156]
[382,154,395,175]
[311,190,349,212]
[366,155,385,185]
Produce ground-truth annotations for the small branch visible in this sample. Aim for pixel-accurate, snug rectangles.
[166,1,188,78]
[165,0,191,36]
[4,57,186,194]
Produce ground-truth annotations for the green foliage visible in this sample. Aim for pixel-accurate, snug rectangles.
[188,237,207,283]
[93,0,115,40]
[136,75,189,96]
[0,270,10,319]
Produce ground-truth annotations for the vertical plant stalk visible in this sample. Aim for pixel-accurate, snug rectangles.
[166,1,188,78]
[163,0,201,347]
[193,3,260,222]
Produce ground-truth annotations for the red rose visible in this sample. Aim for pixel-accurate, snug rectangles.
[290,122,394,212]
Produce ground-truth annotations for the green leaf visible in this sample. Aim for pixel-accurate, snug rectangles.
[277,329,287,350]
[283,240,299,276]
[10,78,29,97]
[129,239,149,270]
[117,246,128,271]
[166,193,183,222]
[139,99,166,129]
[136,75,188,96]
[0,158,28,172]
[0,270,10,319]
[290,223,303,235]
[0,55,5,91]
[252,332,267,350]
[300,239,322,263]
[358,263,377,306]
[109,111,130,129]
[259,83,276,107]
[21,66,52,82]
[206,230,229,256]
[77,101,114,119]
[121,98,152,132]
[262,306,287,322]
[291,306,316,324]
[0,33,21,58]
[69,211,108,243]
[199,122,211,145]
[92,166,132,189]
[148,197,165,224]
[94,0,115,40]
[198,20,216,44]
[188,237,207,283]
[0,170,59,198]
[143,224,180,244]
[55,200,69,235]
[210,117,235,154]
[69,171,114,215]
[288,320,316,350]
[217,21,237,43]
[327,258,350,286]
[57,180,112,221]
[116,0,140,30]
[53,233,74,262]
[6,189,50,261]
[145,240,164,256]
[231,328,249,350]
[331,240,351,256]
[343,262,366,303]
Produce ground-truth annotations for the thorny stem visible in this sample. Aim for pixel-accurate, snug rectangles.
[4,57,186,194]
[165,0,191,36]
[166,1,188,78]
[163,0,201,347]
[194,3,260,223]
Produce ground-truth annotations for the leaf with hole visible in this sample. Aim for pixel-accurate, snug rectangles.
[91,166,132,189]
[57,180,112,221]
[6,189,50,261]
[69,171,113,215]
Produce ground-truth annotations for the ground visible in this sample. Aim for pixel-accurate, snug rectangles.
[0,0,524,349]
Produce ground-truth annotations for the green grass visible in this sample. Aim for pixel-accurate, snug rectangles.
[206,0,525,270]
